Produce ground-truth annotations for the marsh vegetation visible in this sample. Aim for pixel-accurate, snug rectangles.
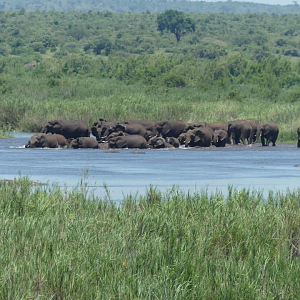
[1,178,300,298]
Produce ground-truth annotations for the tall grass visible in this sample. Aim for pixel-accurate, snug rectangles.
[1,74,299,142]
[0,125,12,138]
[1,178,300,298]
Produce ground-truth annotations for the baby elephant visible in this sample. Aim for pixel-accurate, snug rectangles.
[69,137,99,149]
[212,130,228,147]
[26,133,59,148]
[109,135,147,149]
[148,136,174,149]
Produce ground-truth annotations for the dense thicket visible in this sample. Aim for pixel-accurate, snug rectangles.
[0,10,300,141]
[1,0,300,14]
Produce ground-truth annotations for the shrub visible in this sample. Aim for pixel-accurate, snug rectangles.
[162,73,186,87]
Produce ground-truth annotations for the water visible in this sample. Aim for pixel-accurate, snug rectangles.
[1,132,300,202]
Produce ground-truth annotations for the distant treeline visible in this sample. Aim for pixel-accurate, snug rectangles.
[0,10,300,141]
[1,0,300,14]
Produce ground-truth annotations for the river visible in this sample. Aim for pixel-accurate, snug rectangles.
[1,132,300,203]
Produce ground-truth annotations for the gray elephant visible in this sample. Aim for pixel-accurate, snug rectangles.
[108,135,147,149]
[91,118,109,139]
[154,121,187,138]
[212,130,228,147]
[246,119,259,144]
[185,126,213,147]
[228,120,252,145]
[127,120,156,138]
[165,137,180,148]
[26,133,59,148]
[258,122,279,146]
[148,136,174,149]
[184,122,206,132]
[110,123,149,140]
[298,127,300,148]
[178,132,187,145]
[208,122,230,144]
[41,120,90,139]
[53,134,67,148]
[207,122,228,133]
[69,137,99,149]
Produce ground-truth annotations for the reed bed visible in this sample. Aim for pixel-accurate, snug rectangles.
[1,75,299,142]
[1,177,300,298]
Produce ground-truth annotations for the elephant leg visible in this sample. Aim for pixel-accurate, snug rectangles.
[298,139,300,148]
[261,136,266,146]
[234,134,240,145]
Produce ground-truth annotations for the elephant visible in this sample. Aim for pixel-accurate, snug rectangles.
[212,130,228,147]
[108,135,148,149]
[41,120,90,139]
[228,120,252,145]
[127,120,156,137]
[184,122,206,132]
[102,131,127,141]
[245,119,259,144]
[165,137,180,148]
[92,119,156,141]
[148,136,174,149]
[185,126,213,147]
[178,132,187,145]
[69,137,99,149]
[298,127,300,148]
[53,134,67,148]
[207,122,228,133]
[109,123,149,140]
[91,118,108,139]
[154,121,187,138]
[26,133,59,148]
[208,122,230,144]
[258,122,279,146]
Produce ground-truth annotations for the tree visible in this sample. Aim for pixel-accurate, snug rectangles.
[157,10,195,42]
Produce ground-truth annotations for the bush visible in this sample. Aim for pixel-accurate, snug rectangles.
[162,73,186,87]
[31,42,46,54]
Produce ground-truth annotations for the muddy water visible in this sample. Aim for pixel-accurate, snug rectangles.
[1,133,300,202]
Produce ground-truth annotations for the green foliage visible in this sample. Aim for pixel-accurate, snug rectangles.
[157,10,195,42]
[30,42,46,54]
[0,75,10,94]
[0,11,298,140]
[2,178,300,297]
[162,73,186,87]
[2,0,300,13]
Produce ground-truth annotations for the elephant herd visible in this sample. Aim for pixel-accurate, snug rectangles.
[24,118,285,150]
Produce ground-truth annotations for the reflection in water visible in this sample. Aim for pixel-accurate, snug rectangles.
[1,133,300,202]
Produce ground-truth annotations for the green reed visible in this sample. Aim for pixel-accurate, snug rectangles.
[1,74,299,143]
[1,178,300,299]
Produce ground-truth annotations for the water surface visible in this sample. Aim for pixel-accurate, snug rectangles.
[1,132,300,202]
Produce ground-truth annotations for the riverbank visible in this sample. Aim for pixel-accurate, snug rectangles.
[1,177,300,298]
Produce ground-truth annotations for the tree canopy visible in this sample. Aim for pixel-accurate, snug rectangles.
[157,10,195,42]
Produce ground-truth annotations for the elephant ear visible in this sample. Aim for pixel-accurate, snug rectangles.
[194,135,201,143]
[53,121,62,131]
[263,125,271,135]
[193,130,203,143]
[39,134,47,146]
[161,122,172,137]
